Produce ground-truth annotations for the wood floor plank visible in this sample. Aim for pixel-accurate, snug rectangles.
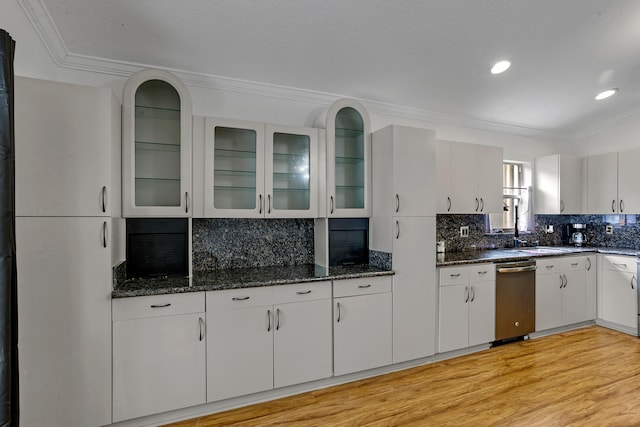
[165,326,640,426]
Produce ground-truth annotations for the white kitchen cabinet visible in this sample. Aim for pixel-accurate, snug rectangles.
[534,154,582,214]
[535,256,589,332]
[206,282,332,402]
[333,276,392,375]
[204,118,318,218]
[15,77,116,217]
[370,125,437,363]
[585,255,597,320]
[112,293,206,422]
[585,149,640,214]
[436,140,503,214]
[438,263,495,353]
[600,255,637,332]
[122,69,193,217]
[314,98,371,217]
[16,217,112,427]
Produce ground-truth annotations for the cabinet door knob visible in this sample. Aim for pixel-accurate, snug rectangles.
[102,221,108,248]
[101,186,107,213]
[198,317,205,341]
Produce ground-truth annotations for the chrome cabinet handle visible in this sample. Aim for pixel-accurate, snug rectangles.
[564,274,568,288]
[464,286,470,303]
[232,296,250,301]
[268,194,272,214]
[450,273,461,278]
[102,221,108,248]
[101,186,107,213]
[478,271,487,276]
[571,262,579,267]
[267,309,272,332]
[336,302,342,323]
[447,197,451,212]
[560,200,565,213]
[296,290,311,295]
[358,284,371,289]
[395,194,400,213]
[620,200,625,213]
[276,308,281,331]
[612,200,616,213]
[185,192,190,214]
[560,274,564,289]
[480,198,484,212]
[330,196,334,214]
[470,286,475,302]
[586,258,592,271]
[150,303,171,308]
[546,265,554,270]
[632,275,636,290]
[199,317,205,341]
[613,263,628,269]
[259,194,263,214]
[396,220,400,239]
[475,198,479,212]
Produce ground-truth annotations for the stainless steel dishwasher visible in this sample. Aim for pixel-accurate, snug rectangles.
[495,260,536,342]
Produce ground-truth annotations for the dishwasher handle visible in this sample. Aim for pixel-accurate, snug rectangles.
[497,265,537,273]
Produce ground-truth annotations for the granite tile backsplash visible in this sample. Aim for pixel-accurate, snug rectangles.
[192,218,315,271]
[437,214,640,251]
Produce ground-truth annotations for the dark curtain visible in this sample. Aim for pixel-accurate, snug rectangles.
[0,29,17,427]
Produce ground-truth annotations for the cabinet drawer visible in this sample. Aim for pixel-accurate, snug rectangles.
[439,267,469,286]
[273,281,331,304]
[602,255,636,273]
[468,264,495,283]
[206,286,274,310]
[535,257,567,274]
[113,292,205,321]
[333,276,392,298]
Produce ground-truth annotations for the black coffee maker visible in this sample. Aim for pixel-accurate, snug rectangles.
[563,223,587,247]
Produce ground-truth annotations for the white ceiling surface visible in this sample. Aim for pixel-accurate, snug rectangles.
[38,0,640,139]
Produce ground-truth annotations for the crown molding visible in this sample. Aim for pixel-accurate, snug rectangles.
[19,0,578,142]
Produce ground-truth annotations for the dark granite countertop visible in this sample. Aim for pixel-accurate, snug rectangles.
[113,264,394,298]
[437,246,639,267]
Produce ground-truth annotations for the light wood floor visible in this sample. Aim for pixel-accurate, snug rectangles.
[166,326,640,426]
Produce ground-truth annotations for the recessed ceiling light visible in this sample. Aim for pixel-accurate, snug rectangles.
[491,60,511,75]
[595,88,618,100]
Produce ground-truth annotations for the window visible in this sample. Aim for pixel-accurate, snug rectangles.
[488,162,532,233]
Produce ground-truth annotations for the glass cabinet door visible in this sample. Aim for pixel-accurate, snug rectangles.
[265,125,317,218]
[334,107,365,210]
[134,80,181,207]
[122,69,192,217]
[205,119,265,218]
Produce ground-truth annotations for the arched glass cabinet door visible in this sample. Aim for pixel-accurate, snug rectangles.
[122,69,192,217]
[316,99,371,217]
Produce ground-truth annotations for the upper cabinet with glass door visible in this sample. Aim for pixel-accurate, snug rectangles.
[315,99,371,217]
[204,118,317,218]
[122,69,192,217]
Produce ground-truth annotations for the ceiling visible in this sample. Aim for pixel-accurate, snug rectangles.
[28,0,640,139]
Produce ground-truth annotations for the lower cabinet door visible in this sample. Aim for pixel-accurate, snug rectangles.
[207,305,274,402]
[535,273,563,331]
[438,284,470,353]
[333,293,392,376]
[273,299,333,388]
[468,281,496,347]
[112,313,206,422]
[602,270,637,330]
[562,269,587,325]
